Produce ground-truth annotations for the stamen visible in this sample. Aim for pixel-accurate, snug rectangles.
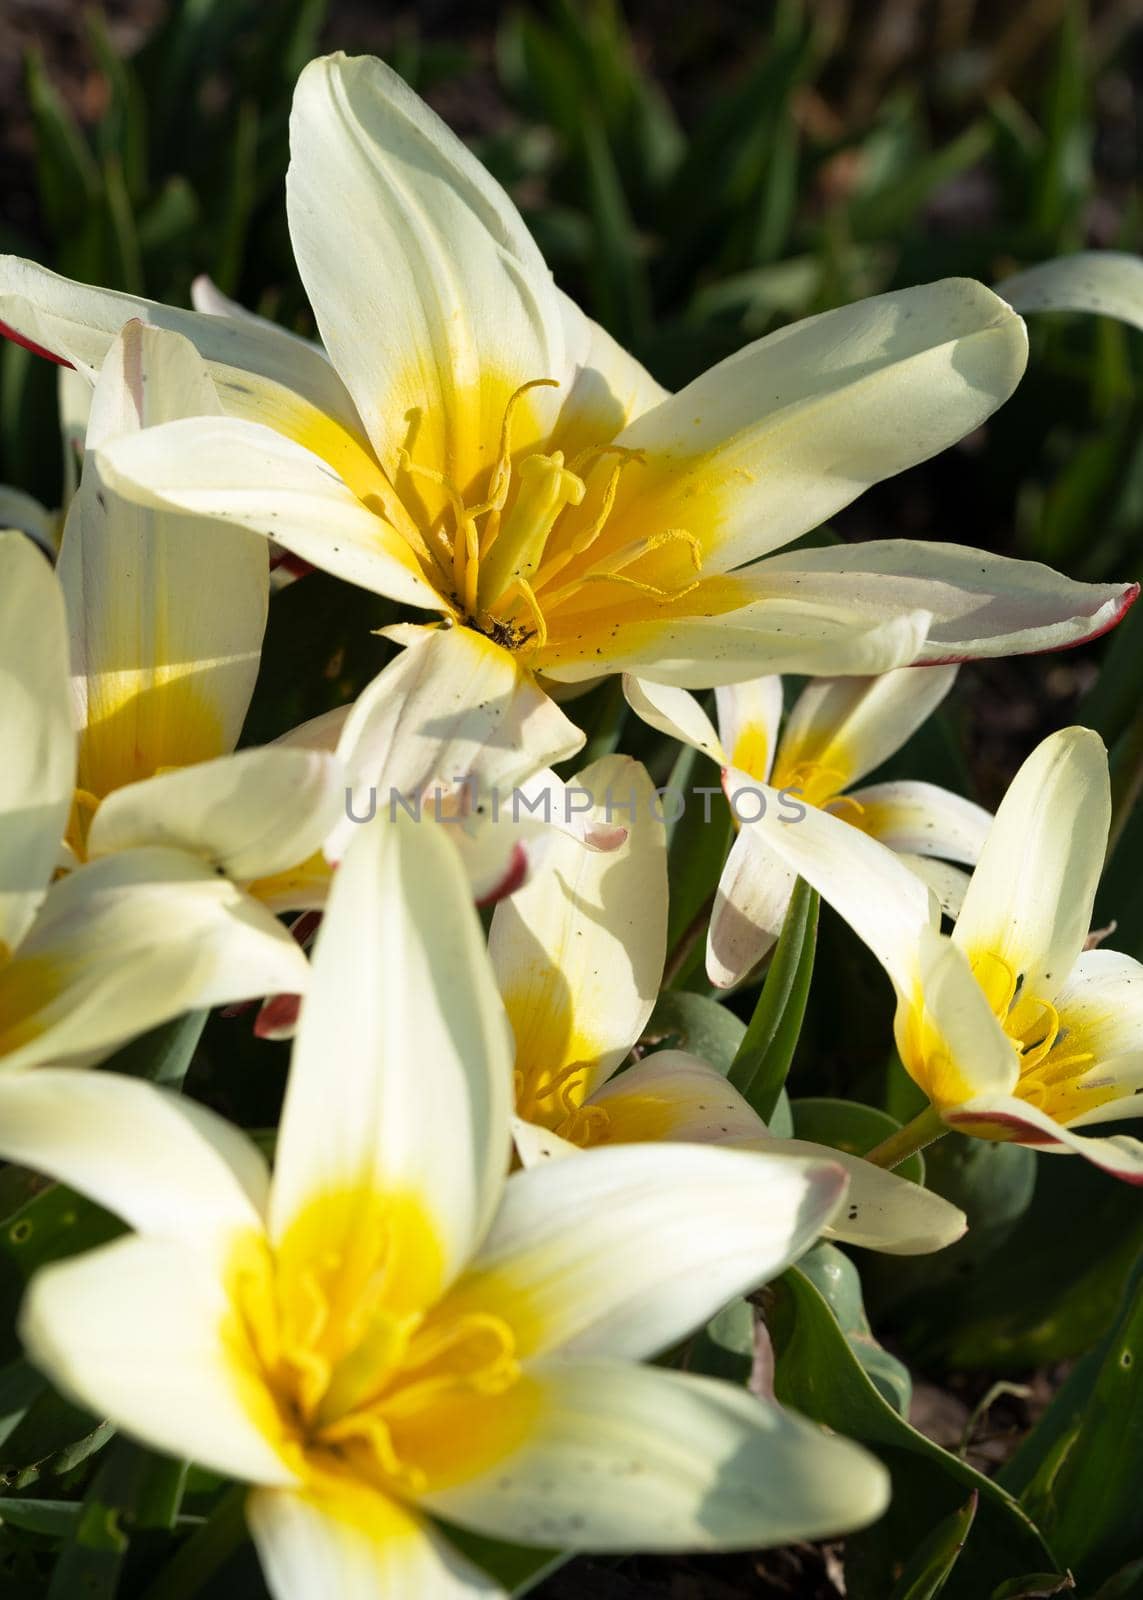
[396,449,470,586]
[556,1103,612,1147]
[512,579,548,648]
[538,528,704,612]
[468,378,561,538]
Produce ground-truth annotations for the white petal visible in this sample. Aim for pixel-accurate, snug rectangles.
[731,772,935,996]
[1053,947,1143,1075]
[952,727,1108,1004]
[580,1052,966,1254]
[540,598,932,688]
[96,415,439,611]
[947,1093,1143,1184]
[585,1050,769,1144]
[606,280,1026,572]
[898,855,972,919]
[713,676,783,780]
[58,323,268,796]
[190,275,326,358]
[0,847,310,1071]
[775,666,958,793]
[423,1361,888,1550]
[329,625,582,865]
[849,779,992,864]
[706,826,794,989]
[996,252,1143,330]
[900,927,1019,1109]
[270,812,513,1297]
[553,296,669,454]
[439,1142,845,1362]
[0,254,374,484]
[87,747,343,886]
[757,541,1137,660]
[58,365,91,501]
[21,1234,295,1484]
[0,532,75,951]
[0,1070,267,1250]
[287,54,568,488]
[747,1139,967,1254]
[510,1116,580,1167]
[489,756,666,1107]
[249,1485,503,1600]
[0,488,56,555]
[622,675,725,764]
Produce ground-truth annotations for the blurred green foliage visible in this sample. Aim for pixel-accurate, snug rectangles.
[0,2,1141,1596]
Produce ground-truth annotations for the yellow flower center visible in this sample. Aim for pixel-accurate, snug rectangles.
[224,1189,535,1499]
[970,950,1118,1124]
[393,378,705,653]
[513,1058,611,1147]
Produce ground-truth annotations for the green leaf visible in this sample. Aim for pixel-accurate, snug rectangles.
[444,1524,566,1596]
[0,1496,81,1537]
[25,51,101,241]
[791,1097,926,1186]
[86,8,148,200]
[688,1296,756,1384]
[768,1266,1061,1599]
[990,1576,1077,1599]
[98,1010,208,1089]
[663,753,732,981]
[849,122,993,240]
[727,876,818,1119]
[1089,1560,1143,1599]
[874,1143,1140,1370]
[102,156,144,295]
[48,1440,142,1600]
[889,1492,978,1600]
[1,1387,114,1491]
[798,1244,912,1417]
[214,99,260,295]
[0,1362,45,1453]
[642,990,745,1076]
[1000,1264,1143,1590]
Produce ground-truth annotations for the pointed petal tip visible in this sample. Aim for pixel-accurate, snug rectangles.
[474,841,530,908]
[923,579,1139,666]
[0,316,73,369]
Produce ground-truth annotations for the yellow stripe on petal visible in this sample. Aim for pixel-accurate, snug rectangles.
[0,954,68,1061]
[78,677,227,799]
[729,723,771,782]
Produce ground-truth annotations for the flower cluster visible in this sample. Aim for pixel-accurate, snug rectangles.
[0,50,1140,1600]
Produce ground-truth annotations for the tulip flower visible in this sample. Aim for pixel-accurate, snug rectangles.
[732,727,1143,1182]
[0,809,889,1595]
[625,666,991,986]
[0,531,309,1070]
[493,753,965,1252]
[54,320,342,912]
[305,622,623,907]
[0,56,1133,692]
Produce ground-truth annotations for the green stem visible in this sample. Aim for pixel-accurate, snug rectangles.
[143,1484,248,1600]
[1107,709,1143,864]
[863,1104,948,1170]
